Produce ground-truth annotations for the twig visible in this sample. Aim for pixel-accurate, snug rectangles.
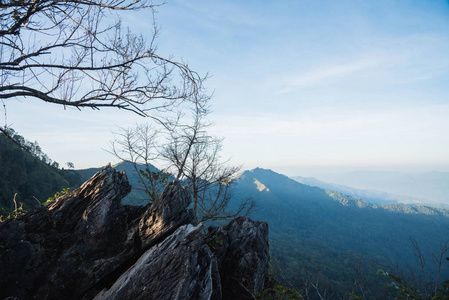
[33,196,41,205]
[12,193,18,211]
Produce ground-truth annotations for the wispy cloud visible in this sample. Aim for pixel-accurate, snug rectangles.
[278,57,384,93]
[276,32,449,94]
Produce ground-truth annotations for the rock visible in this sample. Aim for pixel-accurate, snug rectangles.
[138,180,195,249]
[0,164,269,300]
[0,164,146,300]
[95,224,220,300]
[206,217,270,300]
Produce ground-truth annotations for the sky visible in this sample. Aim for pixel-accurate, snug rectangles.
[3,0,449,177]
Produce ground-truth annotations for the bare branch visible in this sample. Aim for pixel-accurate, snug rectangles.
[1,0,206,122]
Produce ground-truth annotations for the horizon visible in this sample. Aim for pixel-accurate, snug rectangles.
[3,0,449,176]
[75,159,449,179]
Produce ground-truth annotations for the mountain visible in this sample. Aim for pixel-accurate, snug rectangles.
[76,160,163,205]
[291,175,420,205]
[317,170,449,208]
[0,134,82,213]
[233,168,449,298]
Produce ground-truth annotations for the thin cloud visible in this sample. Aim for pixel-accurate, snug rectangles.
[277,33,449,94]
[279,58,384,93]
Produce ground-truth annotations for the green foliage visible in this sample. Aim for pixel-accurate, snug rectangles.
[436,279,449,299]
[2,127,59,167]
[377,269,420,299]
[255,285,303,300]
[203,233,223,254]
[43,188,70,205]
[0,200,26,222]
[377,268,449,300]
[266,254,276,280]
[138,167,170,201]
[0,132,82,212]
[345,293,363,300]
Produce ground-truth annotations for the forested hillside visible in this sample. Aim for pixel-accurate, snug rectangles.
[234,168,449,299]
[0,133,82,213]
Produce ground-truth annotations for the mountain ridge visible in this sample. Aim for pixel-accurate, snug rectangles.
[231,167,449,298]
[316,170,449,207]
[293,175,427,206]
[238,167,449,216]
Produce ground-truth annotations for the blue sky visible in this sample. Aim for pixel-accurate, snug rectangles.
[4,0,449,176]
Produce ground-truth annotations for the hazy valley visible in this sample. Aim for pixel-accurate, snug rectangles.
[311,171,449,209]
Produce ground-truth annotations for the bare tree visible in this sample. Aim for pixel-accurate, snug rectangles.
[407,238,449,297]
[161,104,254,222]
[377,237,449,300]
[0,0,206,129]
[111,102,254,222]
[110,123,169,203]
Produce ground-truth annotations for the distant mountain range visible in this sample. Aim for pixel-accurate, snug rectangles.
[314,170,449,208]
[233,168,449,298]
[291,175,423,206]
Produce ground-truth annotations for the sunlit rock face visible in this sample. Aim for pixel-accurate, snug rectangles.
[254,179,270,192]
[95,224,219,300]
[138,180,195,249]
[0,165,269,300]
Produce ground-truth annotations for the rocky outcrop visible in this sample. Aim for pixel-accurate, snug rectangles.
[95,224,219,300]
[0,164,269,300]
[138,181,194,249]
[206,217,270,299]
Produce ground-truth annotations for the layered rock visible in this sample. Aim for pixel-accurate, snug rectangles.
[206,217,270,299]
[0,164,269,300]
[95,224,220,300]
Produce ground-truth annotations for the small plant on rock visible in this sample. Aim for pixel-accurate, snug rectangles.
[43,188,70,205]
[0,194,26,222]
